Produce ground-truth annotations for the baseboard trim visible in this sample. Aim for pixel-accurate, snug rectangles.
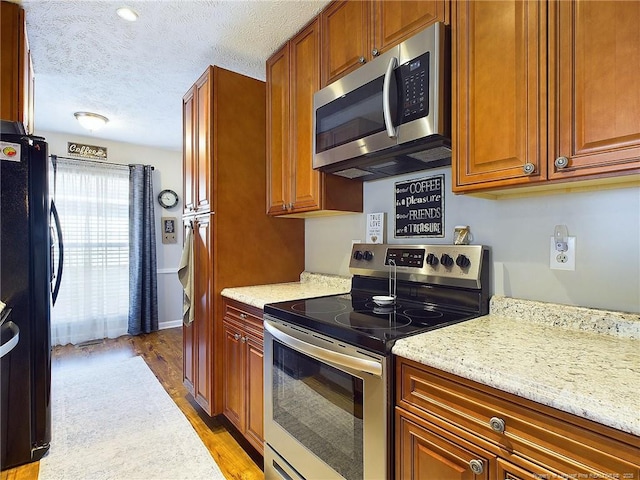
[159,319,182,330]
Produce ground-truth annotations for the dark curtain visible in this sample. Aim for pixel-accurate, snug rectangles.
[128,164,158,335]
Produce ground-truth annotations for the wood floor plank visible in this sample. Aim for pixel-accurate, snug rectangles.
[0,328,264,480]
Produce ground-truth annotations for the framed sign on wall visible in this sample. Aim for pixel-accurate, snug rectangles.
[394,174,444,238]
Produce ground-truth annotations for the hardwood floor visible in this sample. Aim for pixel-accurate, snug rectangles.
[1,328,264,480]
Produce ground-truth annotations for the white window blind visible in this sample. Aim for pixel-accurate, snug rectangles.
[50,158,130,346]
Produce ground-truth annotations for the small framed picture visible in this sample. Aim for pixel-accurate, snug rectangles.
[163,217,175,233]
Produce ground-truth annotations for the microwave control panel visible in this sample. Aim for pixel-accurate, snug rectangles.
[399,51,430,124]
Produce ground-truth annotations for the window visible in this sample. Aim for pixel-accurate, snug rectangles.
[50,158,130,346]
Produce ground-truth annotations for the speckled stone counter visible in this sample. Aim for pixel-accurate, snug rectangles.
[220,272,351,309]
[392,296,640,437]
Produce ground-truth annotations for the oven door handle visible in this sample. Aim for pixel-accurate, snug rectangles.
[264,320,382,377]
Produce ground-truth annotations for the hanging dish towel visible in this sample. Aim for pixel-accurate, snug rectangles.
[177,224,195,325]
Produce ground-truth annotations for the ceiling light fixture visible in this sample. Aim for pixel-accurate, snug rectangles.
[116,6,138,22]
[74,112,109,131]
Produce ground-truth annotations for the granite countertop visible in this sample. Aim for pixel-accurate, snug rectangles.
[221,271,351,309]
[392,296,640,437]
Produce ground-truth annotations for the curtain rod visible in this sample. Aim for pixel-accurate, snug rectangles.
[50,155,154,170]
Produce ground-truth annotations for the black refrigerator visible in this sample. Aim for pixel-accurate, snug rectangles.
[0,121,58,470]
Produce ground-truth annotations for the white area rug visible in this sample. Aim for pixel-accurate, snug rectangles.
[38,356,226,480]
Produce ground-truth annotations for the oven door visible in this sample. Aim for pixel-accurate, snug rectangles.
[263,317,388,480]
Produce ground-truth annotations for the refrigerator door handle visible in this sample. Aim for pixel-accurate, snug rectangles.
[0,321,20,358]
[50,200,64,306]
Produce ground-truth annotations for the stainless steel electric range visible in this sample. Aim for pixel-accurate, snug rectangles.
[263,243,490,480]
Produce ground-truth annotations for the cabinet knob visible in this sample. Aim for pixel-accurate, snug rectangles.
[555,156,569,169]
[489,416,506,433]
[371,48,379,57]
[523,162,536,175]
[358,56,366,64]
[240,313,247,319]
[469,459,484,475]
[241,336,247,343]
[288,202,294,210]
[281,203,287,210]
[234,333,241,341]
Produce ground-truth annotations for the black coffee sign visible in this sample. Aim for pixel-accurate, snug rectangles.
[395,174,444,238]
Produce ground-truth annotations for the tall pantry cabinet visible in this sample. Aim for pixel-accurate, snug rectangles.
[182,66,304,416]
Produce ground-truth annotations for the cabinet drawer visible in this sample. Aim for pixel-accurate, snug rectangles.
[223,299,263,339]
[396,358,640,478]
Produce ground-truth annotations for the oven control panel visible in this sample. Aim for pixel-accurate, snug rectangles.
[386,248,425,267]
[350,243,489,289]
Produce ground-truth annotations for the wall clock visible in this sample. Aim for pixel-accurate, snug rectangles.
[157,189,179,209]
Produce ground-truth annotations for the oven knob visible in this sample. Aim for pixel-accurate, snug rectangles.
[353,250,363,260]
[426,253,439,266]
[363,250,374,261]
[456,254,471,269]
[440,254,454,267]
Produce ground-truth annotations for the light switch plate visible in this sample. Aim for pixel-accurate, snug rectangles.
[550,236,575,271]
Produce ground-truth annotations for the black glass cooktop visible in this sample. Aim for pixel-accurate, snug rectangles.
[263,292,478,354]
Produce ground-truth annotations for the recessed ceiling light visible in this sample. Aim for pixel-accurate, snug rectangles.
[74,112,109,131]
[116,7,138,22]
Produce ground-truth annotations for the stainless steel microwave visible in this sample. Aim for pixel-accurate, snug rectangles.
[313,22,450,181]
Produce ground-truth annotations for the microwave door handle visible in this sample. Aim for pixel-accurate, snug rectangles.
[383,56,398,138]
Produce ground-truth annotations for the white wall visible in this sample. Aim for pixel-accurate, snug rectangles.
[306,167,640,314]
[38,130,184,329]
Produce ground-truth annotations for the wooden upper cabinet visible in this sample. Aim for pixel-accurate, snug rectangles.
[0,1,34,133]
[373,0,449,54]
[194,70,212,213]
[266,19,363,217]
[290,20,322,212]
[320,0,371,87]
[452,0,547,193]
[320,0,448,87]
[182,85,196,215]
[549,0,640,180]
[266,45,290,215]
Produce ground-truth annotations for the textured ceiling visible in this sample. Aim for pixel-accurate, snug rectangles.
[20,0,330,151]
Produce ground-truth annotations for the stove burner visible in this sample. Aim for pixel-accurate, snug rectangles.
[335,310,412,330]
[403,308,444,321]
[291,299,348,314]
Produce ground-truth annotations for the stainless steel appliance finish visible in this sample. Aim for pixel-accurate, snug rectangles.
[313,23,450,181]
[263,319,387,480]
[263,243,490,480]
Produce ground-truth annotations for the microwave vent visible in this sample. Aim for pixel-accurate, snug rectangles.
[407,145,452,163]
[333,168,372,179]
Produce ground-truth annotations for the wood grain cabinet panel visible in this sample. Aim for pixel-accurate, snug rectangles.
[453,0,640,195]
[452,0,547,192]
[0,1,34,133]
[395,357,640,480]
[549,0,640,180]
[182,66,304,418]
[222,299,265,453]
[320,0,449,87]
[266,19,362,217]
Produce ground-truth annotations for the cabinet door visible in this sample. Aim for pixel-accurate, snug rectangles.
[320,0,372,87]
[182,85,196,215]
[222,319,244,431]
[290,19,322,213]
[193,215,213,414]
[396,410,493,480]
[266,44,291,215]
[497,457,557,480]
[549,1,640,180]
[452,0,547,192]
[245,332,264,452]
[195,69,212,213]
[373,0,448,55]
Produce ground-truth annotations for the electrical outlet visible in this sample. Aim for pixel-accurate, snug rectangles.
[550,236,576,271]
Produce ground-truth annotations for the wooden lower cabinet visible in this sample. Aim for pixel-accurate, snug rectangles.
[222,298,264,453]
[396,357,640,480]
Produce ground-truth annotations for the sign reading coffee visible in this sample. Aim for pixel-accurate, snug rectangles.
[394,174,444,238]
[67,142,107,160]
